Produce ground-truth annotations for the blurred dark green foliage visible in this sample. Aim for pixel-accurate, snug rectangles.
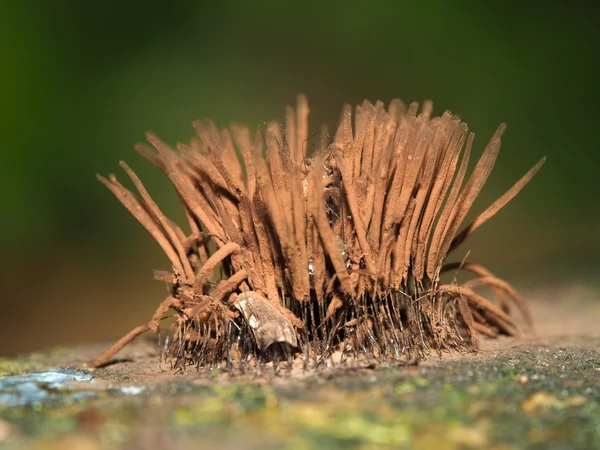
[1,1,598,355]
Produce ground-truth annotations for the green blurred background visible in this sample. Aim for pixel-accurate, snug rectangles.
[1,1,598,356]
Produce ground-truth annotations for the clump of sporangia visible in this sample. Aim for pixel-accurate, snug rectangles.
[90,95,545,372]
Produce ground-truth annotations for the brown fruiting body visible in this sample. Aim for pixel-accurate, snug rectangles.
[90,96,545,371]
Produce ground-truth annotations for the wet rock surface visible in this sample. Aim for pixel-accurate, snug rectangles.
[1,294,599,449]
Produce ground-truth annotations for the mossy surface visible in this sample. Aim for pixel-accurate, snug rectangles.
[0,347,75,377]
[1,337,599,449]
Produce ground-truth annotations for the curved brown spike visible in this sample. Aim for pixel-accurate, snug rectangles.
[473,322,499,337]
[435,124,506,269]
[439,284,516,336]
[89,296,183,368]
[449,157,546,253]
[193,242,241,296]
[97,174,186,277]
[441,261,509,312]
[119,161,195,281]
[463,275,532,328]
[149,296,183,332]
[145,133,226,244]
[88,323,151,369]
